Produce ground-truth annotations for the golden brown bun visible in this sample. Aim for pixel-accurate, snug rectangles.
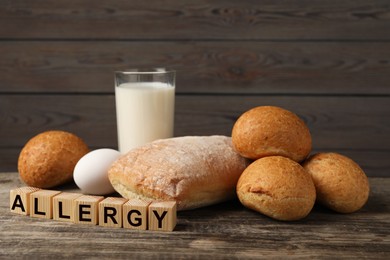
[237,156,316,221]
[303,153,369,213]
[18,130,89,188]
[108,136,249,211]
[232,106,312,162]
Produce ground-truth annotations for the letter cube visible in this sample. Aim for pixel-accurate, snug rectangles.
[53,192,82,222]
[30,190,62,219]
[73,195,104,225]
[123,199,151,230]
[10,187,40,215]
[148,201,177,232]
[99,197,128,228]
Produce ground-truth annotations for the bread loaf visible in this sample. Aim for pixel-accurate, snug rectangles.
[108,135,249,211]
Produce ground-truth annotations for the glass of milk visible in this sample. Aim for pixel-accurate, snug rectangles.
[115,68,175,154]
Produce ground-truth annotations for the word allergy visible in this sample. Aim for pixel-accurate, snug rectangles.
[10,187,177,232]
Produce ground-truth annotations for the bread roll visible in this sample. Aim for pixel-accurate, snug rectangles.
[237,156,316,221]
[18,130,89,188]
[232,106,311,162]
[108,135,249,211]
[303,153,370,213]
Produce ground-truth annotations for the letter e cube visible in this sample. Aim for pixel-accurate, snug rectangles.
[73,195,104,225]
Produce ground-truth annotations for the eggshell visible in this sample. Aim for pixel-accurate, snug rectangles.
[73,148,121,195]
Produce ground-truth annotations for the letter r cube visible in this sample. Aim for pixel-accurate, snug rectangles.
[98,197,128,228]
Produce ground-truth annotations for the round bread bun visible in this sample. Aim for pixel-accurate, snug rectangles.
[237,156,316,221]
[232,106,312,162]
[303,153,369,213]
[18,130,89,188]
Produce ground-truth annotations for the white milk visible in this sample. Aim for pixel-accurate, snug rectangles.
[115,82,175,154]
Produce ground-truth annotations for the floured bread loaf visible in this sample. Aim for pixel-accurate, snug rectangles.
[108,135,249,211]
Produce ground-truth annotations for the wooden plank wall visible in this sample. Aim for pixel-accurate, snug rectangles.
[0,1,389,176]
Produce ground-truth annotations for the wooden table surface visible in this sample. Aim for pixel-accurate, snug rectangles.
[0,172,389,259]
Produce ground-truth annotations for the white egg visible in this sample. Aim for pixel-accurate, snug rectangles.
[73,148,121,195]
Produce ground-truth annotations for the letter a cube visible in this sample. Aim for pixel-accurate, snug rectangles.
[10,187,40,215]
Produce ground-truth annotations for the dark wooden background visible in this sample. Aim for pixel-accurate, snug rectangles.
[0,0,389,177]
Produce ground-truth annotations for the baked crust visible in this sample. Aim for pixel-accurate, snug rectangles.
[303,153,370,213]
[18,130,89,188]
[108,135,249,211]
[237,156,316,221]
[232,106,312,162]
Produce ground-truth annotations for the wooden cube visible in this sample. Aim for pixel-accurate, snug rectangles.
[98,197,128,228]
[122,199,151,230]
[148,201,177,232]
[73,195,104,225]
[53,192,82,222]
[30,190,62,219]
[10,187,41,215]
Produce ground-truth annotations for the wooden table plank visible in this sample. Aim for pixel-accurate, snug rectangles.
[1,0,389,40]
[0,41,389,94]
[1,94,389,176]
[0,172,389,258]
[1,94,388,149]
